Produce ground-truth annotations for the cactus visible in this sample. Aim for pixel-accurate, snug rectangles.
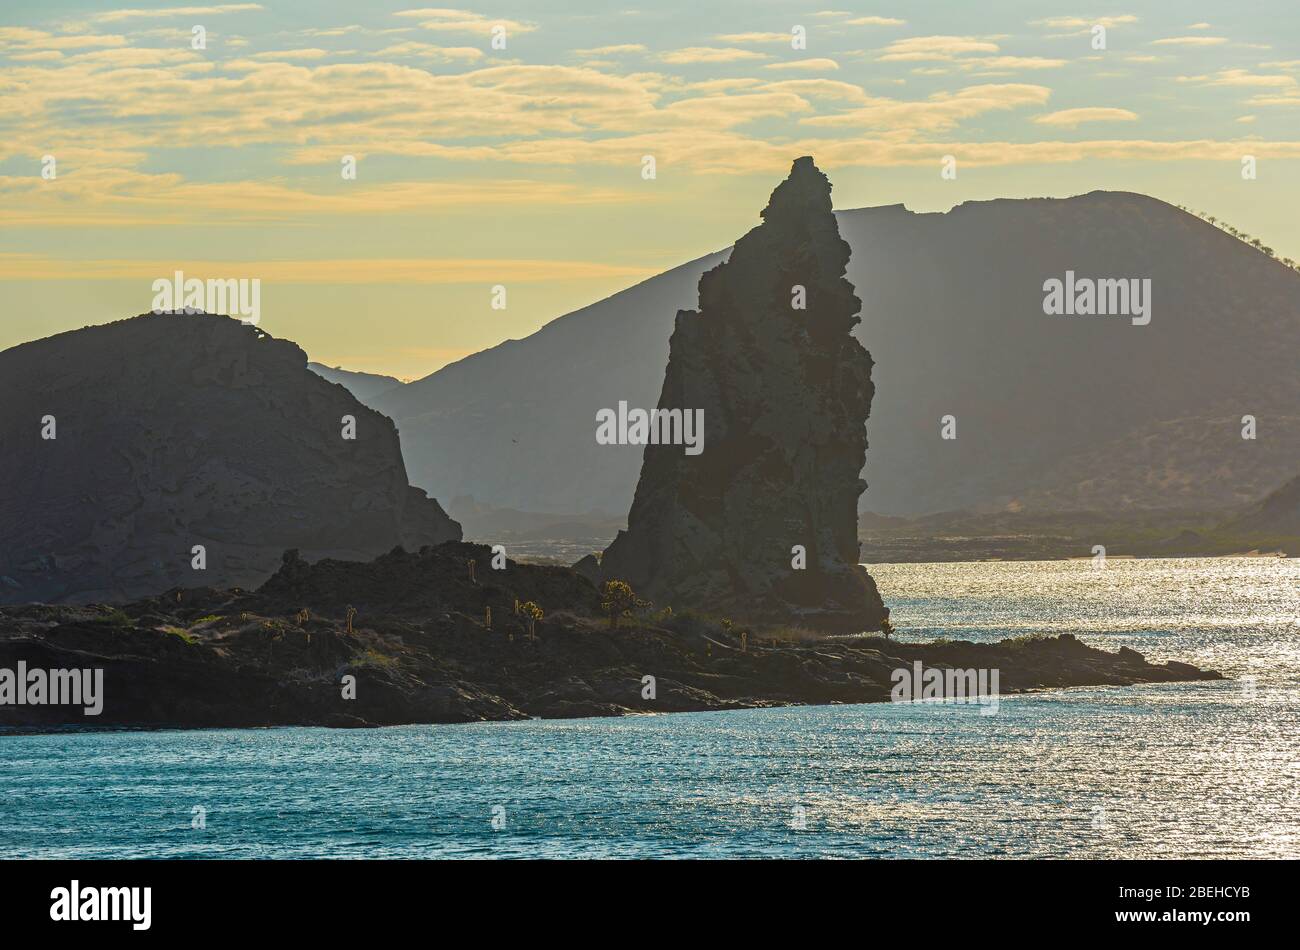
[599,579,649,629]
[484,606,492,629]
[519,601,543,640]
[345,605,357,635]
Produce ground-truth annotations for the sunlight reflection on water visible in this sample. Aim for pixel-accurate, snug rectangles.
[1,558,1296,858]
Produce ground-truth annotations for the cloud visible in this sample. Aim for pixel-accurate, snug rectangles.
[393,8,537,35]
[960,56,1067,72]
[88,4,263,22]
[716,32,790,45]
[247,49,336,61]
[1033,107,1138,127]
[846,16,905,26]
[1248,92,1300,107]
[1179,69,1296,88]
[1150,36,1228,46]
[1032,15,1138,31]
[0,27,127,50]
[376,42,484,62]
[877,35,1000,62]
[574,44,645,56]
[658,47,766,64]
[764,59,839,72]
[0,254,656,284]
[802,83,1052,133]
[0,172,649,226]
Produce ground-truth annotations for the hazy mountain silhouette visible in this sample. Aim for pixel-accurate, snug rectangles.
[374,192,1298,519]
[308,362,405,403]
[0,313,460,604]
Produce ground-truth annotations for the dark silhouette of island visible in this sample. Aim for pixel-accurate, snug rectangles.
[0,542,1220,730]
[599,157,887,633]
[0,312,460,604]
[368,192,1299,528]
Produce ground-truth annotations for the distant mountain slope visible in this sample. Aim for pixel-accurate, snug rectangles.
[308,362,404,403]
[373,251,726,514]
[376,192,1299,517]
[0,313,459,604]
[1225,472,1300,536]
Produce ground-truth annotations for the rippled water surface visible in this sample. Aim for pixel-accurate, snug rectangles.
[2,557,1297,858]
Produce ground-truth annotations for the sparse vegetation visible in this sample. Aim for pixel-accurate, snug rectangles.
[160,625,198,645]
[1180,205,1299,272]
[599,580,649,629]
[519,601,543,640]
[352,648,397,668]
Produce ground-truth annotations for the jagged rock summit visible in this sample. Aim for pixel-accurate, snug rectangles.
[600,157,888,632]
[0,312,460,604]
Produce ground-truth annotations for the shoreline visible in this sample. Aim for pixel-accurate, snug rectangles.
[0,676,1230,737]
[1,543,1224,732]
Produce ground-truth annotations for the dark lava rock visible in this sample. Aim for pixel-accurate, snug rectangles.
[0,545,1222,731]
[600,157,887,632]
[0,312,460,604]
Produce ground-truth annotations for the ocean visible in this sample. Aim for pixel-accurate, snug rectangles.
[2,557,1296,858]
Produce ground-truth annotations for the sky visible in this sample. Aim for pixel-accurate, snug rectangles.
[2,1,1299,379]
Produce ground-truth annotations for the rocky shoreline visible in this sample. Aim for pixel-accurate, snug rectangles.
[0,542,1223,732]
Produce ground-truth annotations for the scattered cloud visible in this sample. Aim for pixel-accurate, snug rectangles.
[658,47,766,64]
[1032,15,1138,38]
[87,4,263,23]
[1150,36,1228,46]
[961,56,1067,72]
[803,83,1052,133]
[1178,69,1297,89]
[574,44,645,56]
[0,254,656,284]
[877,35,1000,62]
[715,32,790,45]
[377,41,484,62]
[247,48,336,61]
[393,8,537,35]
[1033,107,1139,127]
[765,59,839,72]
[0,27,126,50]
